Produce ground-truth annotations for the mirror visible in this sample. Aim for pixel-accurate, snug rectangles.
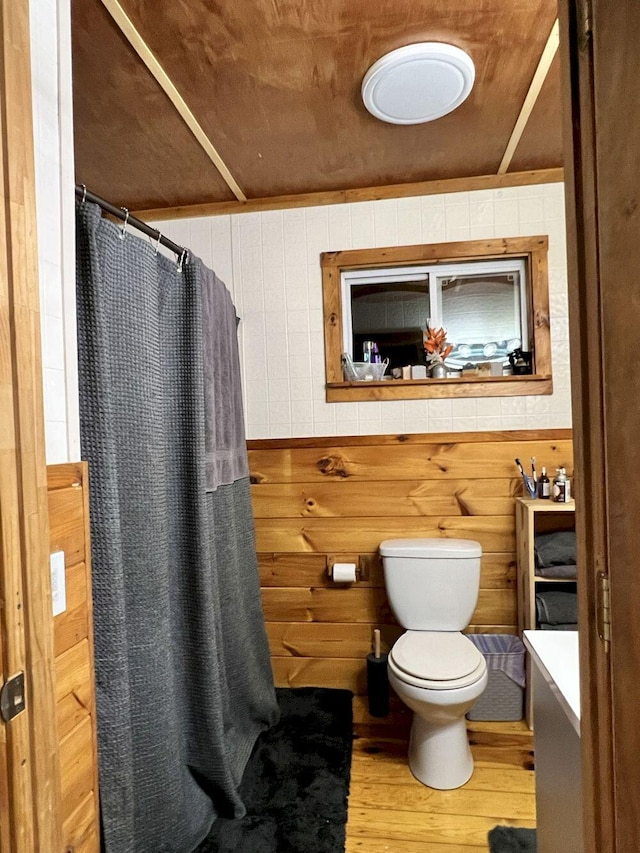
[321,236,551,401]
[350,278,429,369]
[343,258,528,372]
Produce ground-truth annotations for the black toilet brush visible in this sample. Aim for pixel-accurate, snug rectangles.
[367,628,389,717]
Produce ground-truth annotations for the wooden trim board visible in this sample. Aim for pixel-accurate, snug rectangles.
[326,376,552,401]
[499,20,560,174]
[247,428,573,450]
[0,1,62,849]
[134,168,564,221]
[99,0,246,201]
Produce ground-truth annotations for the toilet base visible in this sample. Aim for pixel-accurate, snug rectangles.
[408,714,473,790]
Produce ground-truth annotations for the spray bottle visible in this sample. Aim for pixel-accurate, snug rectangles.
[553,467,571,502]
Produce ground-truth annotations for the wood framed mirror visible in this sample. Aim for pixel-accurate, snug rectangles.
[321,236,552,401]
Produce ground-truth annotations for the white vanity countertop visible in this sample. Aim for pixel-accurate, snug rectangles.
[523,630,580,736]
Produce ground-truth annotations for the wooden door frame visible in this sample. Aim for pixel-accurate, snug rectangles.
[558,1,615,846]
[559,0,640,850]
[0,1,630,852]
[0,1,62,850]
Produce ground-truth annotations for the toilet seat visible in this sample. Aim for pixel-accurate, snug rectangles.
[389,631,486,690]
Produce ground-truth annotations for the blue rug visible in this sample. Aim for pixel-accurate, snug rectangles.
[488,826,537,852]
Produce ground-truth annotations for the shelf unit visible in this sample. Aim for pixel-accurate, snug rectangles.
[515,497,576,726]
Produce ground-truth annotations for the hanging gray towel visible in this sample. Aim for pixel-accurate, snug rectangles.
[201,265,249,491]
[535,590,578,625]
[540,623,578,631]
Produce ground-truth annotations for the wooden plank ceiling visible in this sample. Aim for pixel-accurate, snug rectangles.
[71,0,562,215]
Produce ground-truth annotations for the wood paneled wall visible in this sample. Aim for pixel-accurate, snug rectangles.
[249,430,573,709]
[48,463,99,853]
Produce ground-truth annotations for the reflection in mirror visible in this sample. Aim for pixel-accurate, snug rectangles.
[439,262,526,369]
[343,258,528,372]
[351,280,429,369]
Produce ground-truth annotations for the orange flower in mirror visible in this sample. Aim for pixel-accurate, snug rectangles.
[423,325,453,364]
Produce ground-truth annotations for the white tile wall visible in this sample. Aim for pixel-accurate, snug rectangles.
[31,0,79,463]
[156,182,572,440]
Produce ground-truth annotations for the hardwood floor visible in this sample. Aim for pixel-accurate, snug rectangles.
[346,719,536,852]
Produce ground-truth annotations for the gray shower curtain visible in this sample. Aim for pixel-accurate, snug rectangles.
[75,201,279,853]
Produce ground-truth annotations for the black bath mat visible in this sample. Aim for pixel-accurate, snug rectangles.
[197,687,353,853]
[488,825,537,852]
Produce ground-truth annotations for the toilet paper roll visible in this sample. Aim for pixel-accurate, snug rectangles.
[331,562,357,583]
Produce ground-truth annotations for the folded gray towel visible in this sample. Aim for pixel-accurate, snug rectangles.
[539,622,578,631]
[535,563,577,579]
[534,530,576,568]
[535,590,578,625]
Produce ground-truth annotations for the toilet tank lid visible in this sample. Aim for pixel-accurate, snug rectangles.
[379,538,482,558]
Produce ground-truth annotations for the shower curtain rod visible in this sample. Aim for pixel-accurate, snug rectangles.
[75,184,187,259]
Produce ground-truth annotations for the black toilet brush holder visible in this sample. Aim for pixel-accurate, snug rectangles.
[367,629,389,718]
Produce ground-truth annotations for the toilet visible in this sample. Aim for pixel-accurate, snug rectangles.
[379,538,488,790]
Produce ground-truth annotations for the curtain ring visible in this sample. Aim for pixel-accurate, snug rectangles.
[177,249,187,273]
[154,231,162,254]
[119,208,130,241]
[81,184,87,204]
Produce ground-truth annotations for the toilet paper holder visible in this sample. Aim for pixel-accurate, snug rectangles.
[327,555,368,583]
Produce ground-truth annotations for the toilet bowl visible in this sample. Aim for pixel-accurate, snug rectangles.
[379,538,488,790]
[388,630,488,789]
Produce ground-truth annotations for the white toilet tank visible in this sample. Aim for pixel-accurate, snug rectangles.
[380,538,482,630]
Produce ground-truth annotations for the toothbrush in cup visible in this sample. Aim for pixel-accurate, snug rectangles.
[515,458,537,498]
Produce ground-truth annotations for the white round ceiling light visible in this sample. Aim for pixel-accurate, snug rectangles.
[361,43,475,125]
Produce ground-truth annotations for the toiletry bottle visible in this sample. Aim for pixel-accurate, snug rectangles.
[553,467,568,502]
[363,341,374,363]
[537,466,551,499]
[371,342,381,364]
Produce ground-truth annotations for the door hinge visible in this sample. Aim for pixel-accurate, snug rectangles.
[0,672,25,723]
[579,0,593,47]
[597,571,611,650]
